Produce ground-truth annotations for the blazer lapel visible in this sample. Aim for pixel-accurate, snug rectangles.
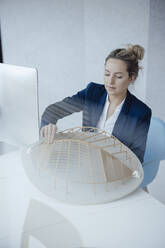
[91,89,107,127]
[112,90,132,143]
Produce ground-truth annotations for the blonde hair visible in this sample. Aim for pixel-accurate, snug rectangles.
[105,44,145,79]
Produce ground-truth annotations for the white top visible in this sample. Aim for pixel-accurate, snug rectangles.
[96,94,126,134]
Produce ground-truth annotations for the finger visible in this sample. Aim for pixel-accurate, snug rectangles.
[49,125,57,143]
[48,124,56,143]
[40,127,44,138]
[46,124,52,143]
[44,125,49,143]
[40,126,47,139]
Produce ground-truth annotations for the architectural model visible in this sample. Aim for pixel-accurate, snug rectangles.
[22,127,144,204]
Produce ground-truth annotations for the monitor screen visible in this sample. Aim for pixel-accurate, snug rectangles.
[0,63,39,147]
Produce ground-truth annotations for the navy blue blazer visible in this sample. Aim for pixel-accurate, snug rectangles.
[41,82,152,163]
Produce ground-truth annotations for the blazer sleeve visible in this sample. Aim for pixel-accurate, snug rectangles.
[130,108,152,164]
[40,83,91,128]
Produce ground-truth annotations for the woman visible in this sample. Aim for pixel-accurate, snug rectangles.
[40,44,152,164]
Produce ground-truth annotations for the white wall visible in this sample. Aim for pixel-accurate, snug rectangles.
[146,0,165,204]
[0,0,149,115]
[1,0,165,203]
[0,0,85,114]
[146,0,165,120]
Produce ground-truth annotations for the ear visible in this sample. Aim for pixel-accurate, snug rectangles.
[128,74,136,84]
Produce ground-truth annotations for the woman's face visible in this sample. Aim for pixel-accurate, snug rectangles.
[104,58,134,97]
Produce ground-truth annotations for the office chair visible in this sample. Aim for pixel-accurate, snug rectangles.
[140,117,165,189]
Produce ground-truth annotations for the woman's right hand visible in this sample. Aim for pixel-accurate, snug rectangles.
[40,123,57,144]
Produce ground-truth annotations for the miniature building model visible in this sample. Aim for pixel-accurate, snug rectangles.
[22,127,144,204]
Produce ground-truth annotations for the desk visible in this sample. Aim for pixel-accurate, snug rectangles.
[0,150,165,248]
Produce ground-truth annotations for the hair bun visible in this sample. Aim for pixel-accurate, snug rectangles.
[126,44,145,60]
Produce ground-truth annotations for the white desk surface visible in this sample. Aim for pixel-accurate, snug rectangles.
[0,150,165,248]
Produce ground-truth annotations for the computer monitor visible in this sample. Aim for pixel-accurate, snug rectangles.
[0,63,39,147]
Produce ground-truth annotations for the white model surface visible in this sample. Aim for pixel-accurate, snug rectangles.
[22,127,144,204]
[0,63,39,147]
